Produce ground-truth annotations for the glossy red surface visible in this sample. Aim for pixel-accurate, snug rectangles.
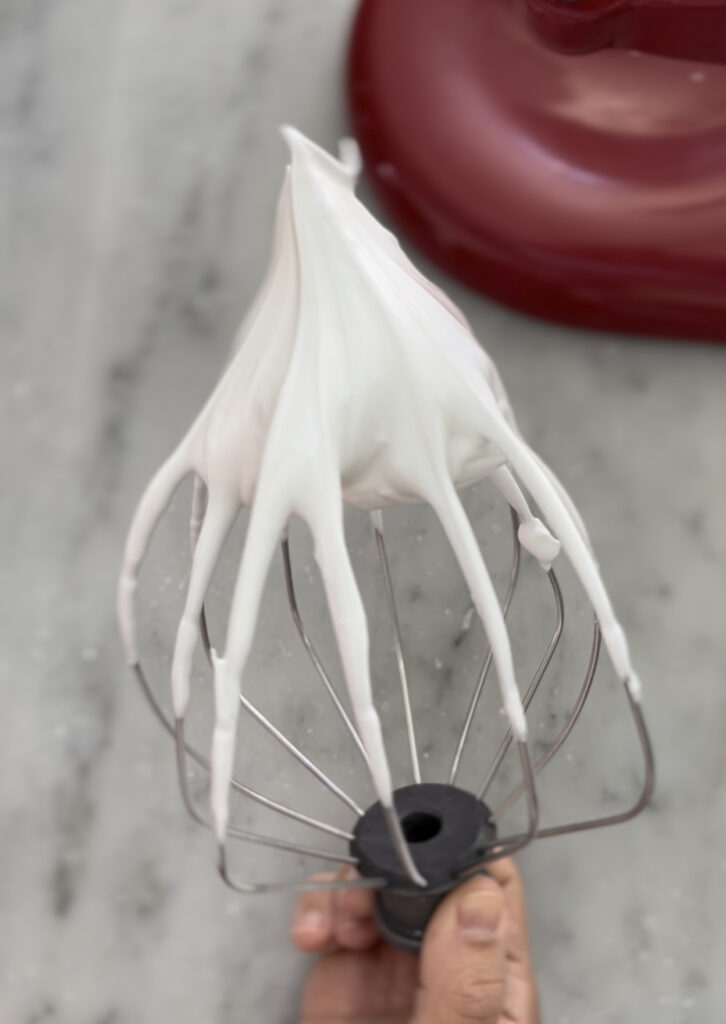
[348,0,726,341]
[524,0,726,63]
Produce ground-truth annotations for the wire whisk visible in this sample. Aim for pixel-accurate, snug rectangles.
[118,128,654,949]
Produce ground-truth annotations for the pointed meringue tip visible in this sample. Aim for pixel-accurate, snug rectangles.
[280,123,303,150]
[279,124,356,186]
[338,136,362,179]
[626,671,643,703]
[280,124,322,162]
[513,712,528,742]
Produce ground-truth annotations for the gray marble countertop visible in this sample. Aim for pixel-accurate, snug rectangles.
[2,2,725,1022]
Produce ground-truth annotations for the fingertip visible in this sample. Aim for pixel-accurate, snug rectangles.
[484,856,519,889]
[334,917,381,951]
[291,910,334,952]
[291,876,335,952]
[334,883,376,923]
[458,873,504,897]
[327,874,378,949]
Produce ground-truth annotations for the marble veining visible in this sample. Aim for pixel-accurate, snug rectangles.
[1,1,725,1022]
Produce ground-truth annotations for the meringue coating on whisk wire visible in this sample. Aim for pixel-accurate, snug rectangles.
[117,128,649,891]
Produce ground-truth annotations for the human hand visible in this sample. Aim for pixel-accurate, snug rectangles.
[291,857,541,1024]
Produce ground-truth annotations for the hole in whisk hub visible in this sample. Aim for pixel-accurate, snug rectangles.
[402,811,442,843]
[351,783,496,890]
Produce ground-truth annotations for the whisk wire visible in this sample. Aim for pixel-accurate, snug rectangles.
[372,512,421,785]
[238,694,364,816]
[488,681,653,846]
[199,606,364,816]
[287,527,426,885]
[448,507,521,784]
[173,720,358,864]
[132,661,353,841]
[479,567,565,800]
[465,739,539,868]
[491,616,601,820]
[205,561,424,887]
[282,537,370,766]
[217,846,386,895]
[533,689,654,840]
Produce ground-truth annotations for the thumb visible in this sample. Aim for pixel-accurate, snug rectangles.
[414,875,507,1024]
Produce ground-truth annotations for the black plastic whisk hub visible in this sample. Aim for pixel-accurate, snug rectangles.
[350,783,496,952]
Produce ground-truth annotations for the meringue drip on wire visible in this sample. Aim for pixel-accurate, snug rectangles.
[117,128,653,903]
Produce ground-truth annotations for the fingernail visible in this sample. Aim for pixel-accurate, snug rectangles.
[294,909,326,933]
[457,890,503,944]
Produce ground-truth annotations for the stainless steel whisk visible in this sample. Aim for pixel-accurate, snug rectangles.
[128,497,653,950]
[118,128,654,950]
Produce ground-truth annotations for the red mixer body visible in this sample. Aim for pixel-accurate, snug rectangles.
[347,0,726,341]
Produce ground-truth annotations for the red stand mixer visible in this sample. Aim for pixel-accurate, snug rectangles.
[348,0,726,341]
